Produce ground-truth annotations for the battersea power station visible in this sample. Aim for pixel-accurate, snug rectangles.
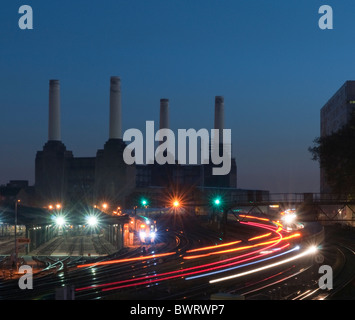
[33,77,244,212]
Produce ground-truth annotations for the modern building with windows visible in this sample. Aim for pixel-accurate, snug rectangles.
[320,80,355,193]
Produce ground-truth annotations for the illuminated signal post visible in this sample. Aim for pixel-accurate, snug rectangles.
[212,197,222,222]
[140,198,149,217]
[212,196,228,239]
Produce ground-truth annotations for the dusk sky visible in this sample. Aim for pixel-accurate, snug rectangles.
[0,0,353,193]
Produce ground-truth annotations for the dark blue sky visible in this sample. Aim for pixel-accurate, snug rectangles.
[0,0,353,193]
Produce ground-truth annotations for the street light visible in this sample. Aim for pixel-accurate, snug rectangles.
[14,199,20,270]
[86,215,98,227]
[54,215,66,227]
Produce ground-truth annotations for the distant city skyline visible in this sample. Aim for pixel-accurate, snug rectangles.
[1,0,354,193]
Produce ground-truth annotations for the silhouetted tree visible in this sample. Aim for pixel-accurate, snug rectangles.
[309,111,355,195]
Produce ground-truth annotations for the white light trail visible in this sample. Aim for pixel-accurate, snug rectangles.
[209,245,317,284]
[186,245,299,281]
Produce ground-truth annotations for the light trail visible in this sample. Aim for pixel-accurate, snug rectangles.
[238,215,270,222]
[100,244,291,292]
[184,228,300,260]
[76,241,289,292]
[240,266,298,296]
[76,252,176,268]
[185,244,295,280]
[76,217,304,294]
[186,240,242,253]
[76,221,285,292]
[209,245,318,284]
[248,233,272,241]
[184,221,282,260]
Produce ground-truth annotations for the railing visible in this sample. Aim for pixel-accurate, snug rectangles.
[230,193,355,205]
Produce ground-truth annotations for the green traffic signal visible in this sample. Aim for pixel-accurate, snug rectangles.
[141,199,148,206]
[214,198,221,206]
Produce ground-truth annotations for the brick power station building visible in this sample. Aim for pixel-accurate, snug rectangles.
[33,77,242,211]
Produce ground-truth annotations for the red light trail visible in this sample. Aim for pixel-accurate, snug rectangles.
[76,217,301,293]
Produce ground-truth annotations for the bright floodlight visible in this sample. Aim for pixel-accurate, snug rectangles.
[283,213,296,224]
[308,245,318,254]
[87,215,98,227]
[173,200,180,208]
[55,216,66,227]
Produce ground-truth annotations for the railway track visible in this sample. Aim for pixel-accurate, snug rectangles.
[307,244,355,300]
[67,237,78,256]
[35,237,64,256]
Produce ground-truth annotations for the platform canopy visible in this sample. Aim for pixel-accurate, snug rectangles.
[0,205,129,226]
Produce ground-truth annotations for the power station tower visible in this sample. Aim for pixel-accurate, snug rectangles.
[35,80,73,205]
[94,76,136,207]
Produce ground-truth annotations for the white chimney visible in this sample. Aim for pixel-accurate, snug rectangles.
[159,98,169,130]
[214,96,224,131]
[48,80,61,141]
[214,96,224,142]
[109,76,122,139]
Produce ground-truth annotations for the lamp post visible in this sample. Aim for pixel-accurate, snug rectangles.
[14,199,20,270]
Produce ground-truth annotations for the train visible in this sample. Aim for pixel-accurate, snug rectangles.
[130,215,157,244]
[138,219,157,244]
